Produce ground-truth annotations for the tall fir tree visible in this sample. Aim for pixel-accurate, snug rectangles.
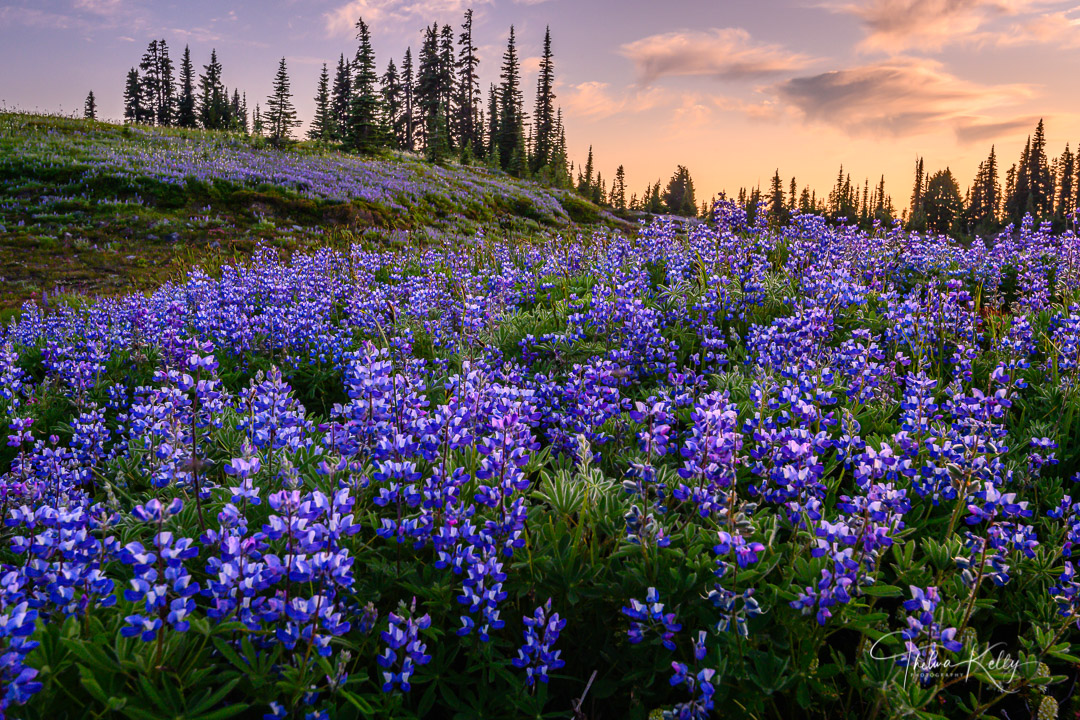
[177,45,197,128]
[416,25,444,155]
[456,10,481,156]
[924,168,964,236]
[348,18,384,153]
[531,26,556,174]
[265,57,298,145]
[123,68,149,124]
[578,146,595,196]
[1060,144,1077,219]
[83,91,97,120]
[229,89,246,132]
[139,40,175,125]
[612,165,627,211]
[910,158,924,215]
[497,26,525,172]
[156,40,176,125]
[1029,119,1052,217]
[401,48,416,152]
[485,83,500,159]
[309,63,333,141]
[380,58,403,149]
[438,24,457,151]
[198,49,228,130]
[330,54,352,141]
[240,92,250,133]
[1008,136,1033,221]
[967,145,1000,232]
[768,169,785,226]
[549,108,571,187]
[138,41,162,125]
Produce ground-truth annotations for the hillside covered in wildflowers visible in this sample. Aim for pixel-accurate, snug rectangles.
[3,146,1080,718]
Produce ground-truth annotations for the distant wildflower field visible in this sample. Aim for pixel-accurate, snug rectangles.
[4,202,1080,719]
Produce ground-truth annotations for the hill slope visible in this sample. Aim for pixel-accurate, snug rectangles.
[0,112,611,311]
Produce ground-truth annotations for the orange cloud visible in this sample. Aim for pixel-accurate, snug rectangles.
[773,57,1033,137]
[825,0,1061,52]
[560,81,666,119]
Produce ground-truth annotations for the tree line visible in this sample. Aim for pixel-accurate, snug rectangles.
[909,119,1078,236]
[119,40,251,132]
[101,12,711,218]
[720,118,1079,235]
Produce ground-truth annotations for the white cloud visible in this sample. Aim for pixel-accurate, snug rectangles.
[324,0,488,36]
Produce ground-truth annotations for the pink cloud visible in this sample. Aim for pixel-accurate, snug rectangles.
[620,28,813,85]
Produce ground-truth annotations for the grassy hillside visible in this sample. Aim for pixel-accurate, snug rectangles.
[0,112,613,312]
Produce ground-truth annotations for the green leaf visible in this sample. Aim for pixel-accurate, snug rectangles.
[190,704,250,720]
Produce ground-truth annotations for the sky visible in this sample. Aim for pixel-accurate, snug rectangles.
[2,0,1080,208]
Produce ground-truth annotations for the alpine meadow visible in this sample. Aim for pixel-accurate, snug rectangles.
[6,2,1080,719]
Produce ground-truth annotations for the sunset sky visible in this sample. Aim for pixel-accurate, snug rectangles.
[2,0,1079,208]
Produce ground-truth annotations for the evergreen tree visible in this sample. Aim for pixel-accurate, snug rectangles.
[157,40,176,125]
[497,26,525,171]
[648,180,663,214]
[966,145,1000,232]
[138,41,161,125]
[872,175,894,224]
[768,169,786,226]
[456,10,481,156]
[83,90,97,120]
[265,57,298,145]
[485,83,499,158]
[983,144,1000,224]
[531,26,556,174]
[330,54,352,141]
[198,49,228,130]
[416,25,443,154]
[663,165,697,216]
[229,89,246,132]
[860,178,870,225]
[1060,144,1077,219]
[438,24,456,150]
[139,40,176,125]
[309,63,333,141]
[1007,137,1033,222]
[549,108,571,187]
[1030,119,1052,217]
[612,165,627,211]
[123,68,149,124]
[177,45,197,128]
[381,58,403,149]
[788,177,797,211]
[924,168,964,236]
[252,103,263,135]
[401,48,416,152]
[908,158,926,230]
[578,146,595,196]
[910,158,924,214]
[348,18,383,153]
